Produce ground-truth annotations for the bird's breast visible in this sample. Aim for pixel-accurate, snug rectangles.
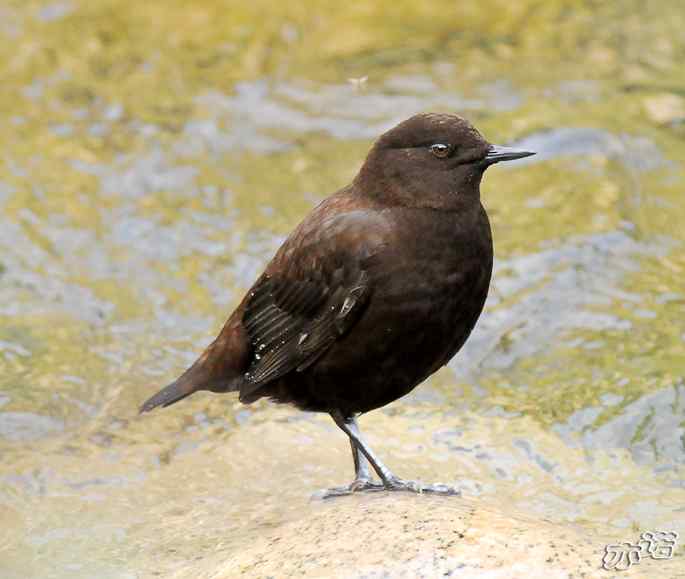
[372,205,492,308]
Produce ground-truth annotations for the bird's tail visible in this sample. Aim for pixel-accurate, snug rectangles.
[139,351,240,414]
[139,377,194,413]
[139,318,246,414]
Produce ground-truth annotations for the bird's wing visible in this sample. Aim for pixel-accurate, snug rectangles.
[239,208,387,401]
[241,271,369,388]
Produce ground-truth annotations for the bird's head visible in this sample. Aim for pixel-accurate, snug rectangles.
[355,113,534,210]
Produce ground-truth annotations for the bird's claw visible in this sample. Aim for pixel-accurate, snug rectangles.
[315,476,460,499]
[315,477,385,499]
[383,477,461,496]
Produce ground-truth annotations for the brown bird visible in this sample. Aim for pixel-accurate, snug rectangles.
[140,113,534,497]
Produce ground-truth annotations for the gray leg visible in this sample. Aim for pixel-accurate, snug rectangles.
[317,415,384,499]
[350,436,373,482]
[338,412,395,484]
[327,410,461,497]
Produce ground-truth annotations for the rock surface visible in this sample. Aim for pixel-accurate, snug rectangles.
[197,493,680,578]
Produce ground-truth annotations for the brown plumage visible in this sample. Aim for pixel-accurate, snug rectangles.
[140,113,534,496]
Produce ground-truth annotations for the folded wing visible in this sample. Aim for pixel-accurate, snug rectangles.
[240,270,370,401]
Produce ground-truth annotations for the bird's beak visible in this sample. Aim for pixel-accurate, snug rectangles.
[484,144,536,165]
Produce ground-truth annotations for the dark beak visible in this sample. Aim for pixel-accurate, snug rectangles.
[484,144,535,166]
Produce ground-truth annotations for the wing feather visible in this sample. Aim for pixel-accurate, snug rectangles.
[240,270,369,400]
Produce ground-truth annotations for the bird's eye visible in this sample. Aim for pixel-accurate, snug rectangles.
[430,143,451,158]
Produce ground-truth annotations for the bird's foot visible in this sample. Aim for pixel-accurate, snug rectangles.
[315,477,460,499]
[315,477,385,499]
[382,477,461,496]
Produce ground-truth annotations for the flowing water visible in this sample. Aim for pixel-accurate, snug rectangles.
[1,1,684,577]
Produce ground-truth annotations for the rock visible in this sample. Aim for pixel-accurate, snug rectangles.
[206,493,659,578]
[643,93,685,125]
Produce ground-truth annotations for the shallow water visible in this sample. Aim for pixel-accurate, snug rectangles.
[1,1,684,577]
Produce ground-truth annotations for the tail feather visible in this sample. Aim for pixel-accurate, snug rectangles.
[139,379,193,413]
[140,358,243,414]
[140,326,246,414]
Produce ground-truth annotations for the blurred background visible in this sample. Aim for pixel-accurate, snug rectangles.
[1,1,684,576]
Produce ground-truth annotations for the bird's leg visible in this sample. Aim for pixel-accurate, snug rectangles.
[350,435,373,483]
[338,412,395,484]
[330,410,461,497]
[317,414,384,499]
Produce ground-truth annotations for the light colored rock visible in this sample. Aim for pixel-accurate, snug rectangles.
[643,93,685,124]
[203,493,677,578]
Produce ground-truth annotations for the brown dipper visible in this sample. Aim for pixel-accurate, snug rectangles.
[141,113,534,496]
